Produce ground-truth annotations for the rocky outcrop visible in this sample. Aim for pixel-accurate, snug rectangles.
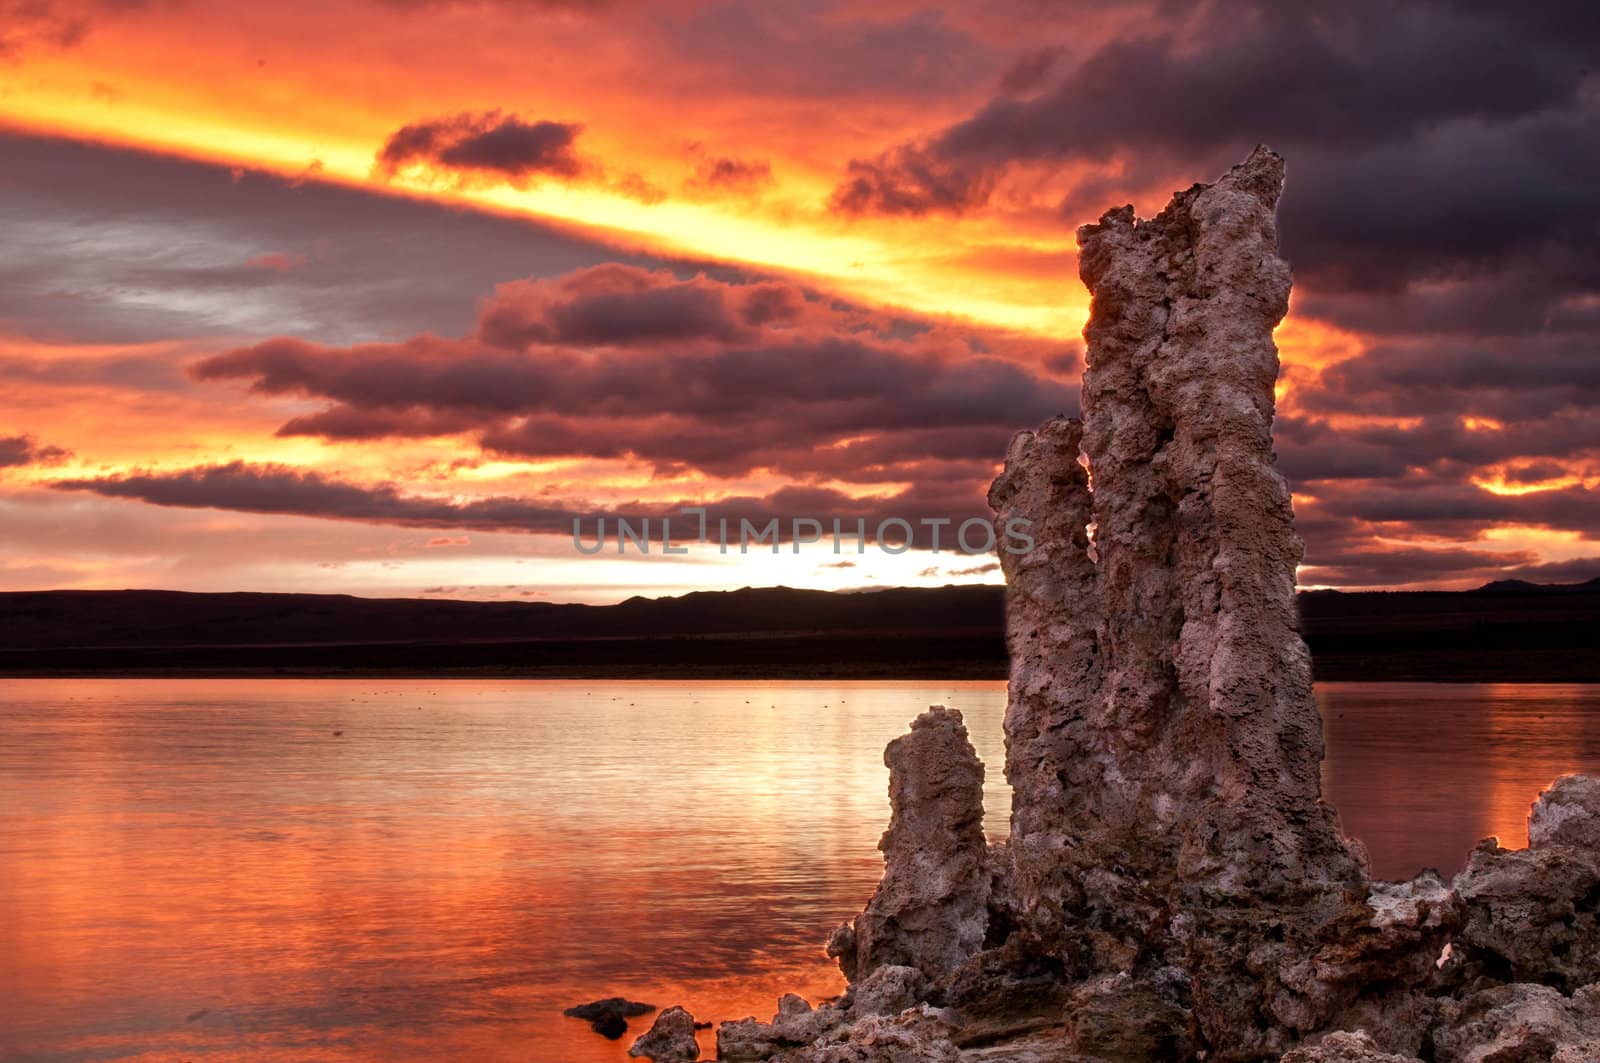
[783,1008,964,1063]
[1280,1031,1420,1063]
[630,1006,702,1061]
[829,706,990,984]
[1451,839,1600,991]
[706,149,1600,1062]
[1431,983,1600,1063]
[1529,774,1600,850]
[720,992,857,1056]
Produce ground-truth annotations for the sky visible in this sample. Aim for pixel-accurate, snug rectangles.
[1,0,1597,603]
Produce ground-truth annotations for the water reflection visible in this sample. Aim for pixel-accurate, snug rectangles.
[1318,683,1600,879]
[2,679,1597,1060]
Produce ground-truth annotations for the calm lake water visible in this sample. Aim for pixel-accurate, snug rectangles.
[3,679,1599,1061]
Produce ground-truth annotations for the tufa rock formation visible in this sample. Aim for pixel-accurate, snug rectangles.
[630,1005,704,1062]
[708,149,1600,1061]
[828,705,991,984]
[986,143,1370,1058]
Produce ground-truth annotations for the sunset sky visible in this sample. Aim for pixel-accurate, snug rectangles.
[2,0,1597,603]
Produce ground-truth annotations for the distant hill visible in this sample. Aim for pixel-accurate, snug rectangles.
[1474,576,1600,594]
[0,585,1002,650]
[0,581,1595,681]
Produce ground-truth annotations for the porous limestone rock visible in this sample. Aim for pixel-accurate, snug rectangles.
[1430,983,1600,1063]
[1063,970,1193,1060]
[956,1030,1084,1062]
[717,997,849,1062]
[830,706,989,984]
[1279,1030,1420,1063]
[1450,837,1600,991]
[628,1005,701,1061]
[990,144,1364,936]
[1269,871,1459,1056]
[989,146,1371,1058]
[1529,774,1600,851]
[844,964,932,1017]
[718,996,962,1063]
[786,1007,963,1063]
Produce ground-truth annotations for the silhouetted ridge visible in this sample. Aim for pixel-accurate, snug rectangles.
[0,580,1594,680]
[0,584,1003,650]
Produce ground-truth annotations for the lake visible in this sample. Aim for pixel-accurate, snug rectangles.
[3,679,1599,1061]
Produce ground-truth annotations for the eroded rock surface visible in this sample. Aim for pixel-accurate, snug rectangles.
[1280,1030,1420,1063]
[993,146,1363,916]
[1431,983,1600,1063]
[1529,774,1600,851]
[629,1005,702,1061]
[830,706,990,984]
[706,149,1600,1062]
[1451,839,1600,990]
[985,144,1374,1059]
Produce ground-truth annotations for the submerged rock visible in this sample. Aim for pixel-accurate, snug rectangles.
[628,1005,701,1061]
[564,996,655,1039]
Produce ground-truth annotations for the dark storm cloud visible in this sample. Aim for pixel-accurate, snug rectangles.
[1292,500,1600,589]
[1278,411,1600,491]
[1306,478,1600,541]
[1299,338,1600,427]
[831,147,994,216]
[53,462,995,547]
[826,0,1600,276]
[0,434,69,468]
[190,263,1074,480]
[1276,108,1600,295]
[56,462,560,527]
[376,111,585,180]
[476,265,795,348]
[996,47,1061,96]
[1296,542,1551,589]
[831,1,1597,216]
[1504,460,1573,485]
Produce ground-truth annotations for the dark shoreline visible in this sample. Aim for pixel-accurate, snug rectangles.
[1,632,1595,682]
[2,583,1595,682]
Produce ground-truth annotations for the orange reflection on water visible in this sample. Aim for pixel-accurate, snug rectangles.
[1319,682,1600,879]
[0,679,1005,1061]
[5,679,1600,1059]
